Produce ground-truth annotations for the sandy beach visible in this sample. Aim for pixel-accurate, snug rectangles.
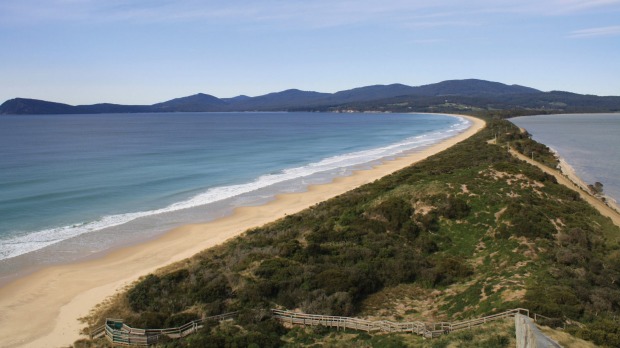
[509,149,620,228]
[557,157,620,214]
[0,115,484,348]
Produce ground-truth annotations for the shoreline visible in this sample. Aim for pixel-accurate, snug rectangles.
[510,113,620,216]
[0,115,485,348]
[556,155,620,214]
[508,148,620,228]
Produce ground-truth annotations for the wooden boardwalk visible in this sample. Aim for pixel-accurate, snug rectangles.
[90,312,239,346]
[91,308,531,345]
[272,308,530,339]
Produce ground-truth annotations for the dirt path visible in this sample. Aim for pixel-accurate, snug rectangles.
[509,148,620,228]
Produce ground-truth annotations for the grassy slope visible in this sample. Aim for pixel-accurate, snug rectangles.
[80,118,620,348]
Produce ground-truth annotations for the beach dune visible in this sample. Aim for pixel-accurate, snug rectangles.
[0,115,485,348]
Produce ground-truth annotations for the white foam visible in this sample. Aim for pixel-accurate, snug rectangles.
[0,116,471,261]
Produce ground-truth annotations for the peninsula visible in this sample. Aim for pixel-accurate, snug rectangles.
[0,117,486,347]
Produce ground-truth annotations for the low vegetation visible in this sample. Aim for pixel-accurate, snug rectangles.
[81,118,620,347]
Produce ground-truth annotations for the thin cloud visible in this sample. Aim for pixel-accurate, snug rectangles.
[2,0,620,27]
[568,25,620,38]
[410,38,447,44]
[553,0,620,13]
[465,0,620,15]
[404,20,480,28]
[0,0,466,29]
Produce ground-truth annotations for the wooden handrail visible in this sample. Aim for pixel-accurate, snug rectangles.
[91,307,543,345]
[272,307,532,338]
[91,312,240,346]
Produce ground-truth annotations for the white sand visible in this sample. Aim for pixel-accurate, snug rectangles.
[0,115,485,348]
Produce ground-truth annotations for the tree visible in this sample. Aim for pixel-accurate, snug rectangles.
[588,182,604,195]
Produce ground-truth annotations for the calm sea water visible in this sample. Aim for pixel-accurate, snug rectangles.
[511,113,620,205]
[0,112,469,279]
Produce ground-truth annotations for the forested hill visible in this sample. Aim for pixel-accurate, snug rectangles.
[4,78,619,115]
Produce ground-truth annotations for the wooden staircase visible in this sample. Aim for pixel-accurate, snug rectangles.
[90,308,531,345]
[90,312,239,346]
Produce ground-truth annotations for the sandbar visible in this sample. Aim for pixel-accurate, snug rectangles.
[0,115,485,348]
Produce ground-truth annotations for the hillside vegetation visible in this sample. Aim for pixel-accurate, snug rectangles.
[80,118,620,347]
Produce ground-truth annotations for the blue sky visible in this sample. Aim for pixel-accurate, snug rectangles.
[1,0,619,105]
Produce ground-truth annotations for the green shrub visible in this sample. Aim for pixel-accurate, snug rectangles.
[89,119,620,347]
[164,313,200,328]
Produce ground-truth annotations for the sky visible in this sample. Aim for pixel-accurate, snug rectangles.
[1,0,620,105]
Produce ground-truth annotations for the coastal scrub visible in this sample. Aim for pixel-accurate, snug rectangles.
[84,119,620,347]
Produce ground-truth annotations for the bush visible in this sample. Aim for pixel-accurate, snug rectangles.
[127,275,161,312]
[164,312,200,328]
[575,318,620,347]
[500,201,556,239]
[371,197,413,232]
[127,311,168,329]
[480,334,510,348]
[438,195,471,219]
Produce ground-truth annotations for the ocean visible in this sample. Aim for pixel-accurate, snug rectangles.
[0,112,469,280]
[511,113,620,207]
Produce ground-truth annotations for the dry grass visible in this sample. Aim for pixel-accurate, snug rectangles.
[79,285,136,331]
[435,319,516,348]
[539,325,598,348]
[359,283,444,322]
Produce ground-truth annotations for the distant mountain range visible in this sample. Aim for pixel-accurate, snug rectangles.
[1,79,619,115]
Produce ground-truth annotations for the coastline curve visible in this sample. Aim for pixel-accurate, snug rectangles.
[0,114,486,348]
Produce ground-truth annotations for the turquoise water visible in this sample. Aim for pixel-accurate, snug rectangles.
[511,113,620,206]
[0,112,469,278]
